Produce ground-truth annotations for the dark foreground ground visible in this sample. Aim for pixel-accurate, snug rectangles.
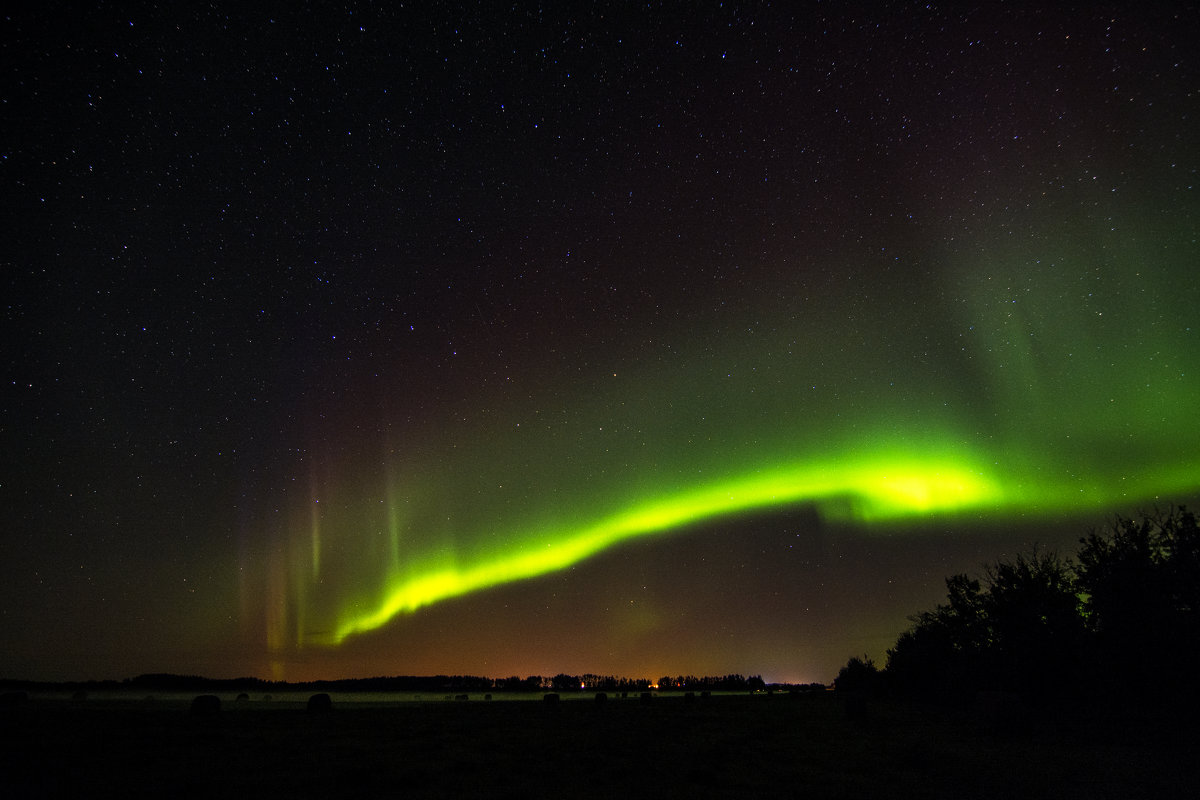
[2,691,1197,798]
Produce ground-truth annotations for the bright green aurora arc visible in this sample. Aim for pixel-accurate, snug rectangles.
[263,211,1200,659]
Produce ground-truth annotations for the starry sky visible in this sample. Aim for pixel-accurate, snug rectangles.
[3,3,1198,684]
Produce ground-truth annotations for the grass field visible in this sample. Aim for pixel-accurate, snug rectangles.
[2,691,1196,798]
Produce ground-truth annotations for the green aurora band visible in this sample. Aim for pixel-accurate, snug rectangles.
[330,457,1001,643]
[323,454,1197,646]
[263,211,1200,653]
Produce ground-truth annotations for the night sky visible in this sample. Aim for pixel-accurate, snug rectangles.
[3,3,1198,684]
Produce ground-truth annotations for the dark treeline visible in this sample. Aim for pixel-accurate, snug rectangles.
[0,672,783,695]
[514,674,653,692]
[836,507,1200,709]
[655,674,767,692]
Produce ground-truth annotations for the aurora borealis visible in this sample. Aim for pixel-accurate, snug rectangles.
[3,4,1199,684]
[272,217,1200,656]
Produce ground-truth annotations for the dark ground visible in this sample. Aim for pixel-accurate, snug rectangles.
[2,691,1196,798]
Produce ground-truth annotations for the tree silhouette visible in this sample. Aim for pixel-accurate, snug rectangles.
[550,674,582,691]
[868,508,1199,707]
[1076,507,1200,697]
[834,655,880,693]
[978,549,1085,697]
[882,548,1081,700]
[885,573,990,698]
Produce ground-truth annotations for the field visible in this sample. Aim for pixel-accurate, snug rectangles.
[2,691,1196,798]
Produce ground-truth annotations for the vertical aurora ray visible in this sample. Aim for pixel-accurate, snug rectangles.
[260,206,1200,655]
[308,472,322,580]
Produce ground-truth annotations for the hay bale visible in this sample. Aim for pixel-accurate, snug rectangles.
[306,693,333,713]
[542,693,560,705]
[594,692,608,705]
[190,695,221,716]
